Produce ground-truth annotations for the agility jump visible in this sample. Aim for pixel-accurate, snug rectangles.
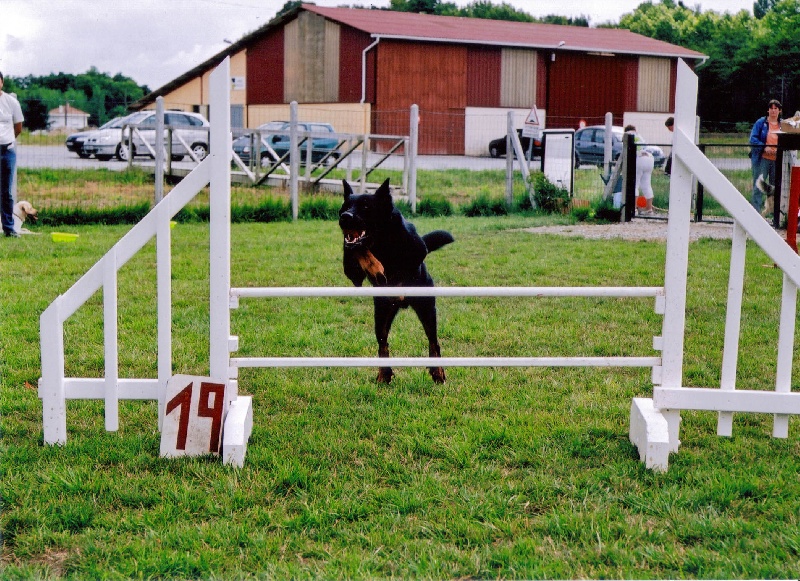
[40,58,800,470]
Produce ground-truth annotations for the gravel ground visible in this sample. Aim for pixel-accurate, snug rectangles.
[523,217,753,242]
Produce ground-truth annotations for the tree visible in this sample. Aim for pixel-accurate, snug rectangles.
[754,0,779,18]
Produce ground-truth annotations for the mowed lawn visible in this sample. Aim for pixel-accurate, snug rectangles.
[2,215,799,579]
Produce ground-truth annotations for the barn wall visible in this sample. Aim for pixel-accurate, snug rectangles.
[467,46,501,107]
[546,52,638,128]
[284,11,338,102]
[246,103,371,136]
[339,26,372,103]
[374,40,467,154]
[637,56,671,112]
[500,48,537,108]
[247,28,284,104]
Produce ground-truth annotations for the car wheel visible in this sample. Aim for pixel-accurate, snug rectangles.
[77,151,91,159]
[171,155,184,162]
[489,145,500,158]
[191,143,208,161]
[96,155,112,162]
[574,153,582,168]
[118,142,134,161]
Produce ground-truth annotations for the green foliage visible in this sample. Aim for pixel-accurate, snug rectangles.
[37,203,151,226]
[531,173,570,213]
[417,194,454,216]
[7,68,148,130]
[592,195,622,223]
[461,194,508,216]
[299,196,340,220]
[571,206,592,221]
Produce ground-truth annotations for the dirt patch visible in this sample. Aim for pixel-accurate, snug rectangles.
[522,217,742,242]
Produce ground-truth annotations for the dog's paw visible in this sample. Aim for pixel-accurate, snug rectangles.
[430,367,446,384]
[376,368,394,384]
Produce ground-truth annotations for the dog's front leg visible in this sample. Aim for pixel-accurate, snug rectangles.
[411,297,446,384]
[374,298,400,384]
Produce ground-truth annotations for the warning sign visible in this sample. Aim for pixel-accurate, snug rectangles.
[522,106,541,138]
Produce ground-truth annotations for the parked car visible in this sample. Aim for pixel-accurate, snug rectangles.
[232,121,340,167]
[118,110,210,162]
[488,129,542,159]
[81,115,132,161]
[65,117,122,158]
[574,125,665,168]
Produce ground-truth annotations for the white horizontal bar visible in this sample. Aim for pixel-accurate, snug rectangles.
[231,286,665,299]
[231,356,661,368]
[654,387,800,415]
[38,378,160,401]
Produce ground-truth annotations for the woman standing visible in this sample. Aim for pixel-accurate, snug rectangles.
[749,99,782,213]
[625,124,655,216]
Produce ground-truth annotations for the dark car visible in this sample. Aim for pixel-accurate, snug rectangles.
[574,125,665,168]
[488,129,542,159]
[232,121,340,167]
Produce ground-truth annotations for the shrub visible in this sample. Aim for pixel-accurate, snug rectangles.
[592,196,622,223]
[572,206,592,222]
[531,173,570,213]
[299,196,339,220]
[418,195,454,217]
[461,194,508,217]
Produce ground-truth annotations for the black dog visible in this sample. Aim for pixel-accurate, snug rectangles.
[339,178,454,384]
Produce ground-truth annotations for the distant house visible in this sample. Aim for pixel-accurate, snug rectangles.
[48,104,90,130]
[133,3,707,155]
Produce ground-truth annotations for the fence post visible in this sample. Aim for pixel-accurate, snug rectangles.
[409,104,419,213]
[604,112,614,175]
[290,101,299,221]
[155,98,165,204]
[506,111,514,206]
[623,132,636,222]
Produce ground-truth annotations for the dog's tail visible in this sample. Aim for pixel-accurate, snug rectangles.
[423,230,454,253]
[756,174,775,196]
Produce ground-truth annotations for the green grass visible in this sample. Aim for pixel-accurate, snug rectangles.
[2,216,799,579]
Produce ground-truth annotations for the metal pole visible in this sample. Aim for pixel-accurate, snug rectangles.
[154,98,165,204]
[506,111,514,206]
[409,104,419,213]
[290,101,299,221]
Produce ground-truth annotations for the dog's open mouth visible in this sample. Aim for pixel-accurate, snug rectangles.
[343,229,367,246]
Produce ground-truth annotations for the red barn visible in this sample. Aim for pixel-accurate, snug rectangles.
[135,3,706,155]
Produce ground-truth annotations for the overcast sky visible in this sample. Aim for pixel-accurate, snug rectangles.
[1,0,754,91]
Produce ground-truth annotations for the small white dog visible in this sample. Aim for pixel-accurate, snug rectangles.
[13,200,38,234]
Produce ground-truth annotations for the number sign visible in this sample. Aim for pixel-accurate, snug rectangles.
[160,375,228,459]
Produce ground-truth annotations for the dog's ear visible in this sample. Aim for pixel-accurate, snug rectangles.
[375,178,393,214]
[343,180,353,201]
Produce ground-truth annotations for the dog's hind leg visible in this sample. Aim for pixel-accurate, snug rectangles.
[374,298,402,384]
[411,297,446,384]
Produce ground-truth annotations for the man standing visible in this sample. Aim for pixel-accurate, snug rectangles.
[0,70,24,238]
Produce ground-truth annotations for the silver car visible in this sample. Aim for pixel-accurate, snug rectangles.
[122,110,210,162]
[82,115,132,161]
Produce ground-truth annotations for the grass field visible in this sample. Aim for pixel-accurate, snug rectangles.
[2,214,799,578]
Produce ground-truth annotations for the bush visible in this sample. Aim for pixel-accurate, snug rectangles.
[299,196,339,220]
[531,173,570,213]
[592,196,622,223]
[572,206,592,222]
[461,194,508,217]
[418,195,454,217]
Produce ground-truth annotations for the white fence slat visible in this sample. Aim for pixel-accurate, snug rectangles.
[773,274,797,438]
[231,356,661,368]
[103,250,119,432]
[231,286,664,299]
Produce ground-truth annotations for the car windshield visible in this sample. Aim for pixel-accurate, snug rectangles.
[258,121,288,131]
[98,117,122,130]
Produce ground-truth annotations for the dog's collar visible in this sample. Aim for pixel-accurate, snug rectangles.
[13,209,25,221]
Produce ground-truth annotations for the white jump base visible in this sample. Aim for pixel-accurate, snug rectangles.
[39,59,800,471]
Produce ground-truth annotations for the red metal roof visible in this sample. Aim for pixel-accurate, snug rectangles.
[303,4,706,60]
